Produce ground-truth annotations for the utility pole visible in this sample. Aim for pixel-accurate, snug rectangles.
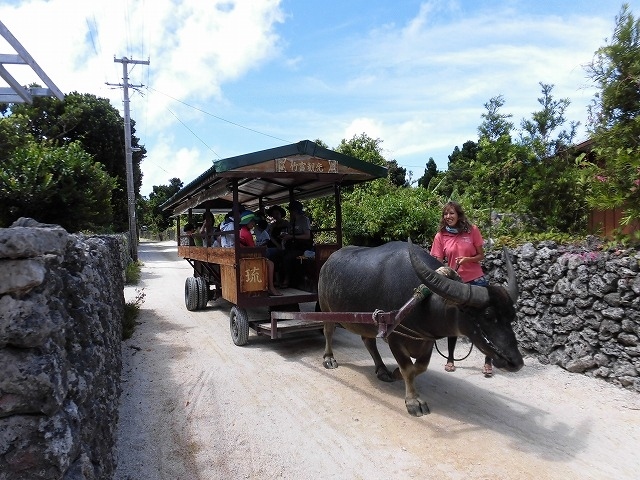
[108,56,149,261]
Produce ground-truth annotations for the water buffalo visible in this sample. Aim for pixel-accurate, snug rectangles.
[318,240,523,416]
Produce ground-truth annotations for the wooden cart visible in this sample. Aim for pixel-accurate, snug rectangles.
[161,140,388,345]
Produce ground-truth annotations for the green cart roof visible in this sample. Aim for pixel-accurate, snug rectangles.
[161,140,388,215]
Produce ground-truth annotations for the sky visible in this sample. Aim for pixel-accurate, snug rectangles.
[1,0,638,195]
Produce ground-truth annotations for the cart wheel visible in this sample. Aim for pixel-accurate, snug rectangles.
[196,277,209,309]
[230,306,249,346]
[185,277,199,311]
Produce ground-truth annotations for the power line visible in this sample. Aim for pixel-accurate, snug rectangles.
[165,107,221,159]
[123,0,132,58]
[146,85,291,144]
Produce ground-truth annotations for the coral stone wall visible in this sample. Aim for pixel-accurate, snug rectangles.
[0,219,125,480]
[484,240,640,392]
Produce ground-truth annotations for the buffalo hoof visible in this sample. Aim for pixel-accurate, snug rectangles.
[323,356,338,369]
[375,366,395,382]
[392,368,403,381]
[405,397,430,417]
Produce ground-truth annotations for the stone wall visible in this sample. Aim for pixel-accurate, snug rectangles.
[0,220,638,478]
[0,219,125,480]
[484,239,640,393]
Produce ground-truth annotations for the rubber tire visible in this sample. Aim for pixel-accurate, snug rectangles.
[196,277,209,309]
[230,306,249,346]
[185,277,199,311]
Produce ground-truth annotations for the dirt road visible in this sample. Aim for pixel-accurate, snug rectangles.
[115,240,640,480]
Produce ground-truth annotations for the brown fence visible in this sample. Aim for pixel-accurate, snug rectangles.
[588,208,640,237]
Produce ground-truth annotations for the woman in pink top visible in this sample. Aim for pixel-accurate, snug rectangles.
[430,201,493,377]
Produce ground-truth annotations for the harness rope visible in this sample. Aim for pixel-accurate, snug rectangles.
[387,284,475,361]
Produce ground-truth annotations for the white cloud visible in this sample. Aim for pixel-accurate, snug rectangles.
[1,0,284,127]
[143,140,213,196]
[1,0,633,194]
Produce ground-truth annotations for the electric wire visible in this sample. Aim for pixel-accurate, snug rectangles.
[123,0,132,59]
[165,107,221,159]
[146,85,291,144]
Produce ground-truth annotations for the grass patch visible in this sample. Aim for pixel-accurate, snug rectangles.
[123,288,146,340]
[125,260,142,284]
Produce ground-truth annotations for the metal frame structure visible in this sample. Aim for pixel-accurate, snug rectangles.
[0,20,63,103]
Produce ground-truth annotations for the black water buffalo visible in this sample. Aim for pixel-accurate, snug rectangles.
[318,240,523,416]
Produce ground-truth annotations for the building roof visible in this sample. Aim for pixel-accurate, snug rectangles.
[161,140,388,215]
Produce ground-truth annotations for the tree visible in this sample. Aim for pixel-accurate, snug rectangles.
[516,83,584,232]
[0,114,33,160]
[462,88,586,234]
[417,158,439,189]
[439,140,478,198]
[463,96,520,226]
[340,181,443,246]
[387,159,409,187]
[0,141,116,231]
[583,3,640,231]
[335,133,387,167]
[6,92,147,232]
[478,95,513,141]
[307,133,444,246]
[142,178,184,237]
[520,82,578,159]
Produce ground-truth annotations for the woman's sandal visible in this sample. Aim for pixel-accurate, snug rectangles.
[444,362,456,372]
[482,363,493,377]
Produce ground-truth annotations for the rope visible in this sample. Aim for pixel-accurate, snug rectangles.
[433,338,474,361]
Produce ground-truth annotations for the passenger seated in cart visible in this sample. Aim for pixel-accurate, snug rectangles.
[253,218,270,247]
[180,223,197,246]
[265,205,289,251]
[265,205,289,274]
[220,211,234,248]
[238,211,282,296]
[277,200,313,289]
[199,210,216,247]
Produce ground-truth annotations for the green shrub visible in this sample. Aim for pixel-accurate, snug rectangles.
[125,260,142,284]
[123,287,145,340]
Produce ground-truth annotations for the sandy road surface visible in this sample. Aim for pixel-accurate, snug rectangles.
[115,240,640,480]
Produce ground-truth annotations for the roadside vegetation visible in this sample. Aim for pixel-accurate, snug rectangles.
[141,5,640,249]
[1,5,638,252]
[123,260,145,340]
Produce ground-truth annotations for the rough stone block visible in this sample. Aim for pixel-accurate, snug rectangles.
[0,295,62,348]
[0,224,68,259]
[0,345,67,417]
[0,259,46,295]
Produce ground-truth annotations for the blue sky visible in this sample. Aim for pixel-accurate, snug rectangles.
[1,0,638,195]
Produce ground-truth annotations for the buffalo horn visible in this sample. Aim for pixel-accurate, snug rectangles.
[503,247,519,302]
[407,239,490,307]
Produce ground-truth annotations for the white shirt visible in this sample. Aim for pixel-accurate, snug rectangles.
[220,219,235,248]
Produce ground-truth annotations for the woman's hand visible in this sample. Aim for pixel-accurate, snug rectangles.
[454,257,468,269]
[455,254,481,268]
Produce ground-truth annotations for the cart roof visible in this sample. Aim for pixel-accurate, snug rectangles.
[161,140,388,215]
